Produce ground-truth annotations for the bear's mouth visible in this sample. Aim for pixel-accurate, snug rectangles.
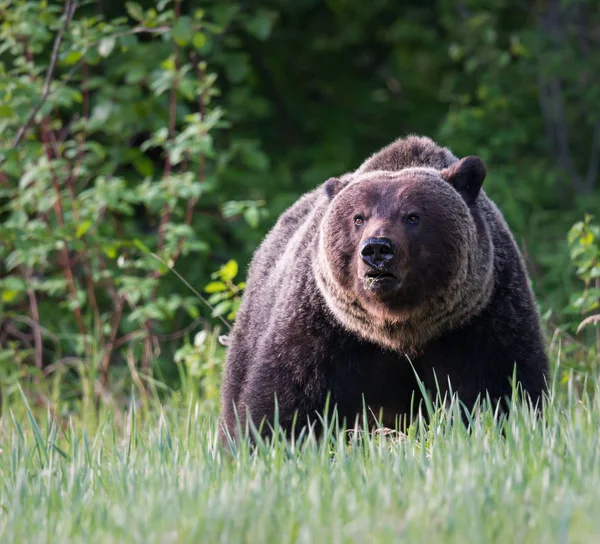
[365,271,396,280]
[364,271,399,288]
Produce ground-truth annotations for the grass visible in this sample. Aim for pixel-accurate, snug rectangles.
[1,378,600,543]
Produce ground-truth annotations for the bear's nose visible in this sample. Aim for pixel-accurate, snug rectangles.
[360,237,394,268]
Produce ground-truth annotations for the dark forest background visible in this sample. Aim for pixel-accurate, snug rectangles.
[0,0,598,413]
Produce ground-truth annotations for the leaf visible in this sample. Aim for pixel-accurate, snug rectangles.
[580,232,594,246]
[0,104,14,118]
[211,300,231,318]
[98,37,116,58]
[172,16,194,46]
[192,32,206,50]
[220,260,238,282]
[133,155,154,177]
[102,244,118,259]
[84,48,101,66]
[85,141,106,160]
[126,1,145,22]
[76,220,92,239]
[19,385,48,466]
[244,9,277,41]
[133,239,152,255]
[207,292,228,305]
[1,290,19,303]
[185,304,200,319]
[63,50,83,66]
[160,56,176,71]
[204,281,226,293]
[244,207,260,228]
[227,299,242,320]
[221,201,244,218]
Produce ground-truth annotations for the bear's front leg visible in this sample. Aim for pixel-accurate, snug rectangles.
[223,356,331,442]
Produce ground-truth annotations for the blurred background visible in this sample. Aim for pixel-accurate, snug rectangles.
[0,0,598,415]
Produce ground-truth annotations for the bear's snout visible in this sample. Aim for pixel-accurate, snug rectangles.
[360,237,394,269]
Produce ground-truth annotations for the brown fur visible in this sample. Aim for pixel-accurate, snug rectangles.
[355,135,457,174]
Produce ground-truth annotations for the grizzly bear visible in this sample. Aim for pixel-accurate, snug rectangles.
[219,135,549,441]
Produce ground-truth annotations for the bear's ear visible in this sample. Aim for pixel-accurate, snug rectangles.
[441,156,486,204]
[324,177,348,200]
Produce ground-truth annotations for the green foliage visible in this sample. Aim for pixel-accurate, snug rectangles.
[558,215,600,377]
[567,215,600,317]
[0,0,267,400]
[173,327,225,408]
[437,0,600,313]
[204,259,245,320]
[541,215,600,388]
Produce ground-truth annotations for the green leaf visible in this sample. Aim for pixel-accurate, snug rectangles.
[227,298,242,320]
[204,281,226,293]
[102,244,118,259]
[98,37,116,58]
[85,141,106,160]
[1,290,19,303]
[63,50,83,66]
[211,300,231,318]
[185,304,200,319]
[0,104,14,118]
[172,16,194,46]
[244,207,260,228]
[19,385,48,466]
[219,260,238,282]
[161,56,176,71]
[84,48,101,65]
[76,220,92,239]
[134,239,152,255]
[207,292,228,305]
[245,9,277,41]
[133,155,154,177]
[126,1,145,22]
[580,232,594,245]
[192,32,206,50]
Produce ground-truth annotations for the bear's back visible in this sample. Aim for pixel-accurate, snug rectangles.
[355,135,458,174]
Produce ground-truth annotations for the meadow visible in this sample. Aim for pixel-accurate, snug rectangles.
[2,373,600,544]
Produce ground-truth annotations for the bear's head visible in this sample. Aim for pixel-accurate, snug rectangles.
[316,157,494,353]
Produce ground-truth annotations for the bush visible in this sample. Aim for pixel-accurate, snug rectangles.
[0,0,267,407]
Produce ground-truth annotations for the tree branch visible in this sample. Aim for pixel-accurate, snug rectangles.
[10,0,78,149]
[142,0,182,375]
[156,0,182,255]
[171,54,206,265]
[23,268,44,369]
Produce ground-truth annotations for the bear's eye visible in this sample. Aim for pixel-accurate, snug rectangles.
[406,214,420,225]
[354,216,365,226]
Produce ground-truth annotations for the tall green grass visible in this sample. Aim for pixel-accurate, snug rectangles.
[1,378,599,543]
